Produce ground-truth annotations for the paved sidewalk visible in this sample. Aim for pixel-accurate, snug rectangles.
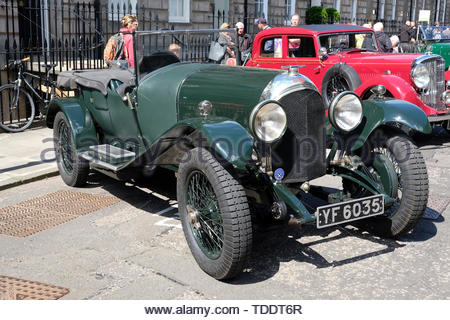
[0,126,58,190]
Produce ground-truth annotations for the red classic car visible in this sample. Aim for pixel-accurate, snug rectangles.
[246,24,450,127]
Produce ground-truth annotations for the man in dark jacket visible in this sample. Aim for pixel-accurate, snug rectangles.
[374,22,393,53]
[235,22,252,54]
[399,21,411,42]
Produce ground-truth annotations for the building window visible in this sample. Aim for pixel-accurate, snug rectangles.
[108,0,137,21]
[285,0,296,25]
[169,0,190,23]
[255,0,268,19]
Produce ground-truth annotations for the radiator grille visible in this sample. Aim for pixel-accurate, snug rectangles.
[419,57,446,111]
[272,89,327,183]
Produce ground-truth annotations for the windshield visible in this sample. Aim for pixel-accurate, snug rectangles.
[318,32,378,53]
[133,29,238,81]
[420,25,450,41]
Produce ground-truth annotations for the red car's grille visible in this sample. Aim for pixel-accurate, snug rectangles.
[420,57,446,111]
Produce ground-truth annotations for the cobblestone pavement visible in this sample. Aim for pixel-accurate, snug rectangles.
[0,131,449,300]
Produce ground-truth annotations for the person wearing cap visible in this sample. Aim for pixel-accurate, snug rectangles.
[255,17,272,52]
[255,17,270,31]
[235,22,252,56]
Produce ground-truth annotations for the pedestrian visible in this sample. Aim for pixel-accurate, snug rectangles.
[373,22,393,53]
[235,22,252,55]
[103,14,138,67]
[290,13,300,26]
[361,23,374,50]
[168,43,181,58]
[390,35,400,53]
[217,22,236,64]
[409,21,417,43]
[255,17,273,52]
[400,21,411,43]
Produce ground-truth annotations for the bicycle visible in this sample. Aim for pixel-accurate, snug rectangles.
[0,57,59,132]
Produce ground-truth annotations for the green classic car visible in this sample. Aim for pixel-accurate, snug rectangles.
[47,30,431,280]
[419,25,450,69]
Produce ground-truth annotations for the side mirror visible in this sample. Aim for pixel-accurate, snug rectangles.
[319,47,328,61]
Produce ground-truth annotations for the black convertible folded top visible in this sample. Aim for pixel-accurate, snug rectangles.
[57,69,134,95]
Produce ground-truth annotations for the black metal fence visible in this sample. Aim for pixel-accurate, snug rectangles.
[0,1,172,81]
[0,1,414,88]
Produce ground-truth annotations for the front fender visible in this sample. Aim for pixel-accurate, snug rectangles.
[349,99,431,151]
[46,97,98,151]
[355,74,430,110]
[165,118,254,171]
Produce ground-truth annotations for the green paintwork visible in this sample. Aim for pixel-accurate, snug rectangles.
[272,183,315,224]
[47,97,98,151]
[332,165,395,205]
[429,43,450,69]
[155,117,254,171]
[136,63,208,145]
[372,153,398,198]
[349,99,431,151]
[178,65,281,128]
[136,63,280,144]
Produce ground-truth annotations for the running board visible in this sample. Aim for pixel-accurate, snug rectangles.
[80,144,136,171]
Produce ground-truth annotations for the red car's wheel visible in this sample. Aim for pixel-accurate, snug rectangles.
[321,64,361,106]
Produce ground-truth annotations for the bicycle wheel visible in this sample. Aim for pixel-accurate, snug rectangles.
[0,84,35,133]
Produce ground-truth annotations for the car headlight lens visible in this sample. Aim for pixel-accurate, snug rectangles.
[329,92,363,132]
[411,64,430,89]
[250,100,287,143]
[442,91,450,106]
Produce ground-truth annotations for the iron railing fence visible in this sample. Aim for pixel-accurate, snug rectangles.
[0,0,173,89]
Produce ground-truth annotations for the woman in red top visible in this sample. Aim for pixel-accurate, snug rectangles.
[120,15,138,67]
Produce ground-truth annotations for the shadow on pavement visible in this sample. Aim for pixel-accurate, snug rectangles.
[81,169,442,285]
[230,224,405,284]
[398,213,444,242]
[414,126,450,149]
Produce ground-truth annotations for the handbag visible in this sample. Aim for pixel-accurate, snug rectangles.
[208,41,226,62]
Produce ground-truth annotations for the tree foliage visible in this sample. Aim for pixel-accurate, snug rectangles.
[305,6,328,25]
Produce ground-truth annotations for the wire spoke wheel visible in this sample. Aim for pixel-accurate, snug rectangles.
[344,132,428,237]
[177,147,252,280]
[53,112,89,187]
[186,170,224,259]
[0,84,35,132]
[326,75,350,102]
[57,117,75,174]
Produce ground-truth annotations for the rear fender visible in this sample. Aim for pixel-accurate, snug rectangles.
[46,97,98,151]
[348,99,431,152]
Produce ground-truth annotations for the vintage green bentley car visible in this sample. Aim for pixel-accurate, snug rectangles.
[46,32,431,280]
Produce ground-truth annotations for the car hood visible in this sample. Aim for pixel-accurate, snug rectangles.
[340,51,421,65]
[177,65,282,125]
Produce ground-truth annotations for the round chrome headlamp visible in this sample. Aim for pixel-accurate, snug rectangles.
[411,64,430,89]
[249,100,287,143]
[442,91,450,106]
[329,92,363,132]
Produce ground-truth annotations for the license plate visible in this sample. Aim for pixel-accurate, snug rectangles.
[316,194,384,229]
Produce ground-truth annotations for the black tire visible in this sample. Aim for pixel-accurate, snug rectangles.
[345,132,428,237]
[321,64,361,106]
[177,147,252,280]
[53,111,89,187]
[0,84,35,132]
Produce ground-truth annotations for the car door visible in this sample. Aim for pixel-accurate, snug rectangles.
[284,35,323,87]
[250,35,285,69]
